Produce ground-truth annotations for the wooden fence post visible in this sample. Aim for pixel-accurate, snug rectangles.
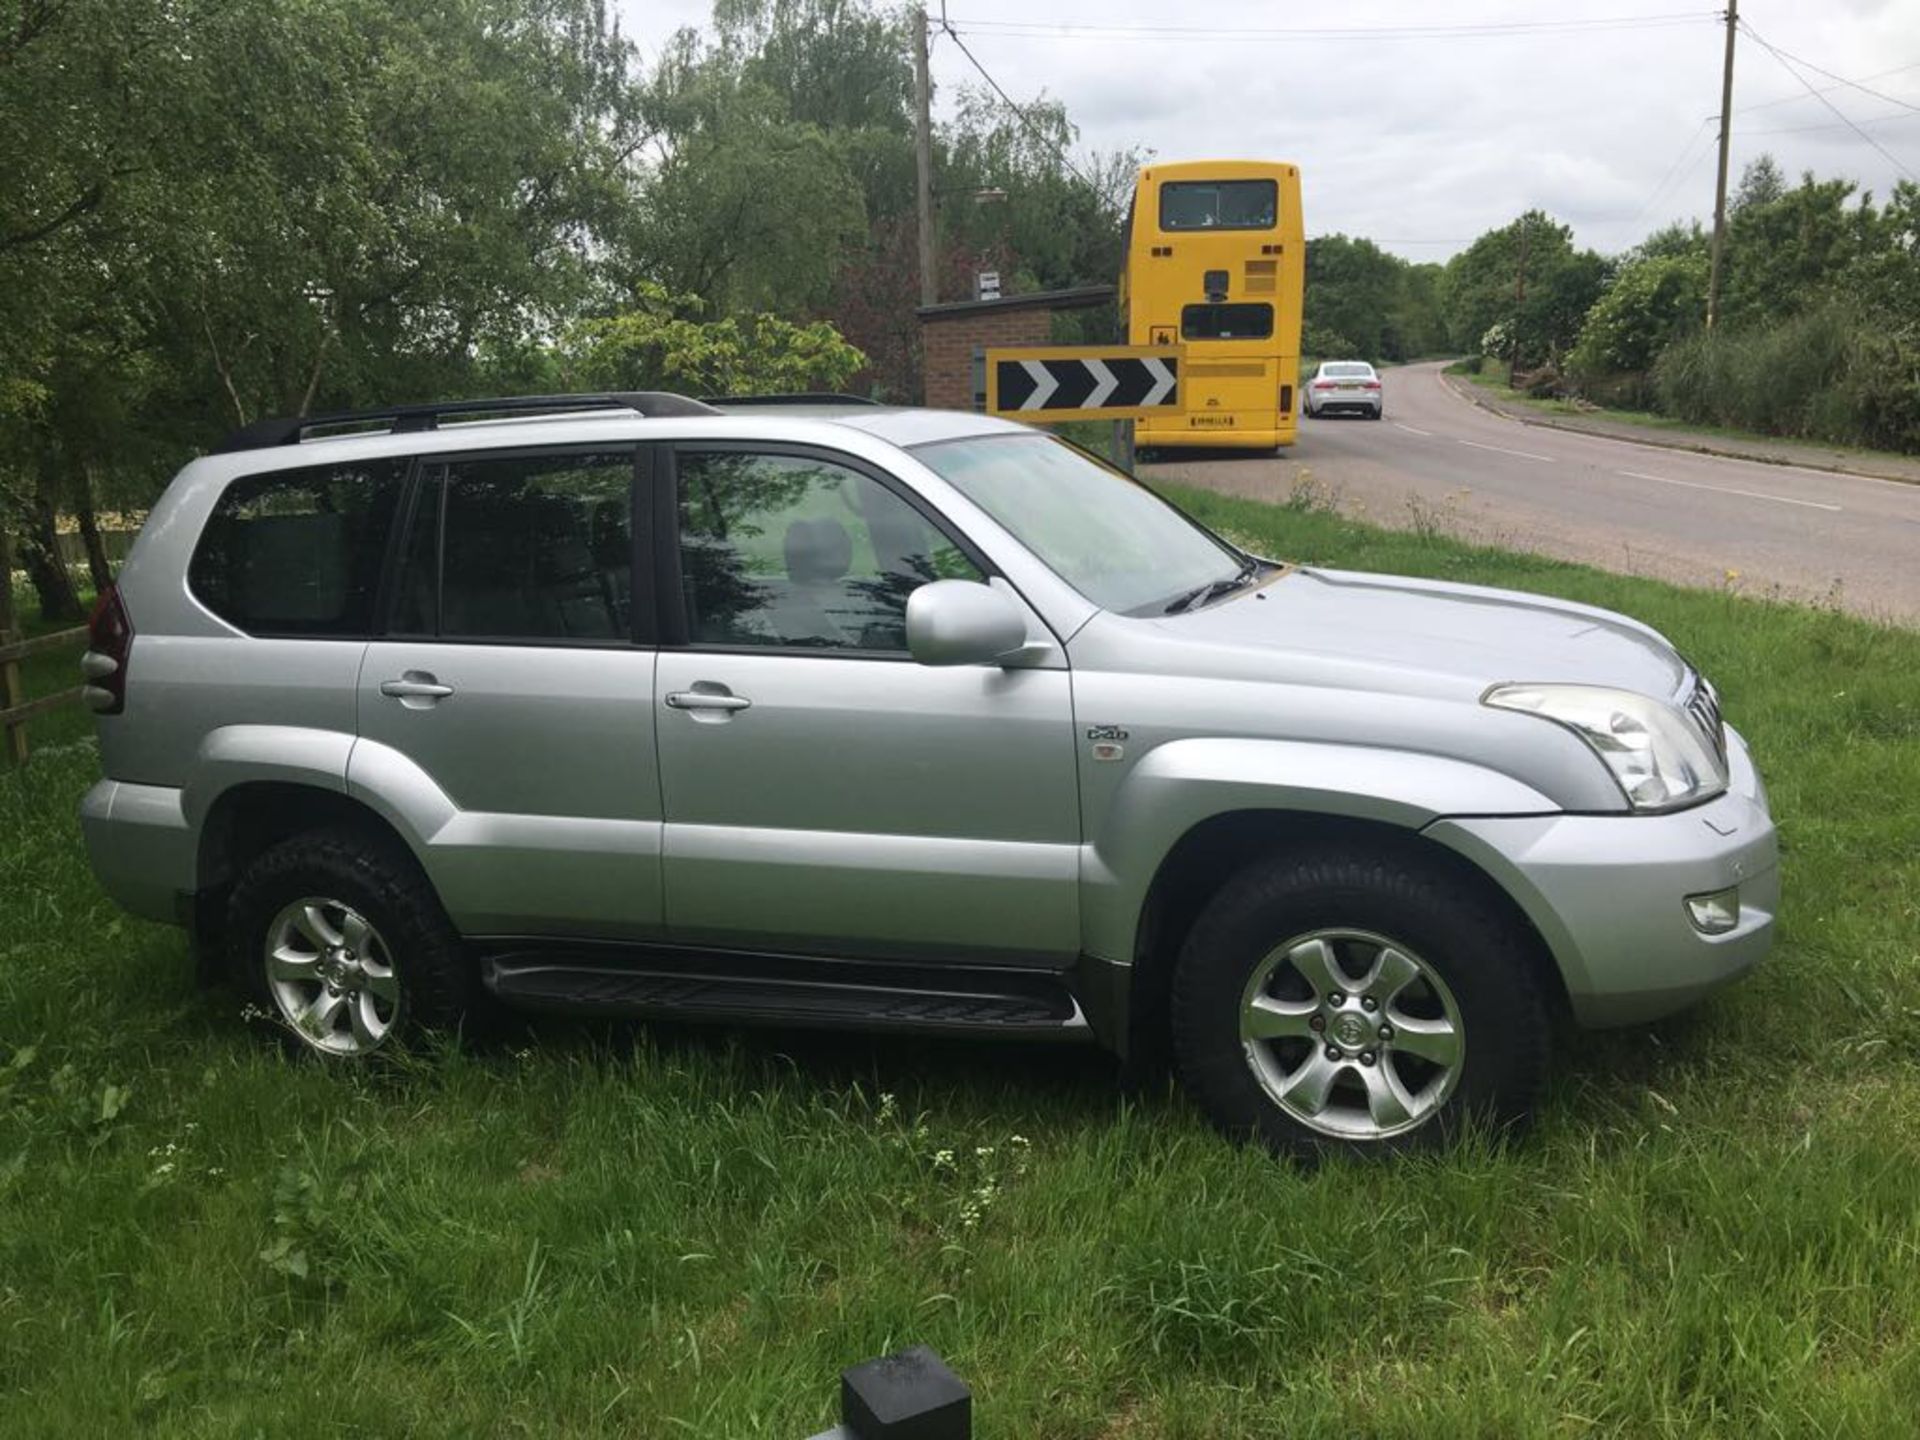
[1,529,25,764]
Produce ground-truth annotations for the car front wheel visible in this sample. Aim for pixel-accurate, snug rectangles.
[1170,848,1549,1157]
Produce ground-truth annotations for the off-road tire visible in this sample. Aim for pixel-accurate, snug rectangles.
[1170,847,1549,1159]
[227,826,469,1058]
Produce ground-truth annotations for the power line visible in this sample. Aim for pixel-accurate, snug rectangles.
[1738,58,1920,114]
[1739,40,1920,115]
[1740,20,1919,181]
[1745,110,1920,138]
[1619,115,1718,231]
[936,13,1101,192]
[941,10,1716,43]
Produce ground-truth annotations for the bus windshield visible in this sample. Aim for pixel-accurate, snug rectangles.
[1160,179,1277,231]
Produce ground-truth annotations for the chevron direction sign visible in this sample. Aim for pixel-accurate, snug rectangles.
[985,345,1182,422]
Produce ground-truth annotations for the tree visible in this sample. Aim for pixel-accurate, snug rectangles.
[1305,236,1403,360]
[2,0,647,619]
[1721,172,1894,327]
[1440,212,1607,367]
[1305,236,1448,362]
[549,284,867,396]
[630,29,867,313]
[1733,154,1786,213]
[1568,252,1708,397]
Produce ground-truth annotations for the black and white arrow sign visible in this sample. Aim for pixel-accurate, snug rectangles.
[985,346,1181,420]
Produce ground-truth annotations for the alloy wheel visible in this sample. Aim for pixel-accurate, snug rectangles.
[1238,927,1465,1141]
[264,896,401,1056]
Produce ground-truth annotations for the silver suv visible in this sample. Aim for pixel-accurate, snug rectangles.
[78,392,1777,1156]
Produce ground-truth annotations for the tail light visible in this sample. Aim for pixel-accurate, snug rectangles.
[1311,380,1334,390]
[1363,380,1382,390]
[83,583,133,715]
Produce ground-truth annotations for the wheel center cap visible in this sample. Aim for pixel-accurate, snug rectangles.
[1330,1012,1372,1049]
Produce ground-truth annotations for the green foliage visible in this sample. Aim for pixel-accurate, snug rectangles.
[1304,236,1447,362]
[1568,252,1708,400]
[631,33,867,313]
[1438,211,1608,367]
[1719,171,1896,330]
[554,285,867,396]
[1653,299,1920,453]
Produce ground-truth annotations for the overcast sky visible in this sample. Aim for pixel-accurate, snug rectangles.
[619,0,1920,262]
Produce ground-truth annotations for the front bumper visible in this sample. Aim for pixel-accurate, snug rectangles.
[80,778,195,924]
[1425,727,1777,1027]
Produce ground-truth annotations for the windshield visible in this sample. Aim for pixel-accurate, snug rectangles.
[1324,363,1373,377]
[914,432,1245,614]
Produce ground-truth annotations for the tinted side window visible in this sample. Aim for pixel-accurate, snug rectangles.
[677,451,981,652]
[190,458,406,636]
[430,451,636,641]
[1182,303,1274,340]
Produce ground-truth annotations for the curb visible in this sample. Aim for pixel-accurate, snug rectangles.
[1436,371,1919,487]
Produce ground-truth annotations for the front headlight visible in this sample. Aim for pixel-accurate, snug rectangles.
[1484,682,1729,812]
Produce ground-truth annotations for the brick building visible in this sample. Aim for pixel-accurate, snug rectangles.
[916,285,1116,411]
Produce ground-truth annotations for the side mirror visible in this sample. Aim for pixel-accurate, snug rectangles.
[906,579,1030,667]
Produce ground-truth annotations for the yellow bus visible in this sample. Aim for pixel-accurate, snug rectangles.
[1120,160,1305,451]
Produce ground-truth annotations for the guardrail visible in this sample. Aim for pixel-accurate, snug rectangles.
[0,625,88,765]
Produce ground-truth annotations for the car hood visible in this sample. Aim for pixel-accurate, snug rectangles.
[1107,565,1691,701]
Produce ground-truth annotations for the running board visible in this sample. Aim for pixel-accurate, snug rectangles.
[480,948,1091,1042]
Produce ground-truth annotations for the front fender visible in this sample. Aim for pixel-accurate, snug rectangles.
[1080,737,1558,963]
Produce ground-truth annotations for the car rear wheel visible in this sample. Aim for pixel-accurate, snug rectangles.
[227,827,470,1058]
[1170,847,1549,1158]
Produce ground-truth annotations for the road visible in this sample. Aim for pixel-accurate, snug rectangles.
[1142,360,1920,626]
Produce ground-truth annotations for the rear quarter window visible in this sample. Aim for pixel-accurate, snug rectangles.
[189,458,407,636]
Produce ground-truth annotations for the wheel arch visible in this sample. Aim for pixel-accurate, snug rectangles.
[197,780,419,897]
[1122,809,1568,1066]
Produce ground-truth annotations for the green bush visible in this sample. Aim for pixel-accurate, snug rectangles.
[1567,253,1706,407]
[1651,301,1920,453]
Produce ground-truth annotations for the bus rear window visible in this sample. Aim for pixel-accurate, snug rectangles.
[1182,303,1273,340]
[1160,180,1277,231]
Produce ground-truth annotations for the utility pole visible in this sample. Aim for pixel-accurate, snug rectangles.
[913,7,937,307]
[1508,214,1531,388]
[1706,0,1738,328]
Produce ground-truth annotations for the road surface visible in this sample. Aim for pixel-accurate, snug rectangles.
[1142,360,1920,626]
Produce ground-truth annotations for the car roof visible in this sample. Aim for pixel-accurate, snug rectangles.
[194,401,1032,475]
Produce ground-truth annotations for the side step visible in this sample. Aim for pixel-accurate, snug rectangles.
[480,947,1091,1042]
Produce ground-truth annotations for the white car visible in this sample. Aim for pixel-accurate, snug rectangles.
[1305,361,1383,419]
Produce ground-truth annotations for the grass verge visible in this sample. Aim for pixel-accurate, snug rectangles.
[1444,358,1918,470]
[4,499,1920,1435]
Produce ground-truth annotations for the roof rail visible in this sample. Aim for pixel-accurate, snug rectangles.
[209,392,720,454]
[705,392,882,406]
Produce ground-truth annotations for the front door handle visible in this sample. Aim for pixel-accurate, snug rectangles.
[666,689,752,712]
[380,672,454,702]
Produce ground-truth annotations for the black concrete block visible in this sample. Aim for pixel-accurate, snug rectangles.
[840,1345,970,1440]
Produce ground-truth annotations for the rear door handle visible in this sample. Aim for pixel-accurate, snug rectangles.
[666,690,751,712]
[380,673,454,701]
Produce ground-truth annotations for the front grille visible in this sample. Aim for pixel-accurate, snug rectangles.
[1685,673,1727,759]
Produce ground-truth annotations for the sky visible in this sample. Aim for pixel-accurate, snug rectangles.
[619,0,1920,262]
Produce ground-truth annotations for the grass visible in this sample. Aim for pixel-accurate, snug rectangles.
[1445,358,1916,467]
[5,499,1920,1435]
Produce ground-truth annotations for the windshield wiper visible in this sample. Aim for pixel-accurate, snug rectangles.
[1162,558,1263,615]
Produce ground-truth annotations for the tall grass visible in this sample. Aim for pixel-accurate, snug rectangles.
[1654,300,1920,453]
